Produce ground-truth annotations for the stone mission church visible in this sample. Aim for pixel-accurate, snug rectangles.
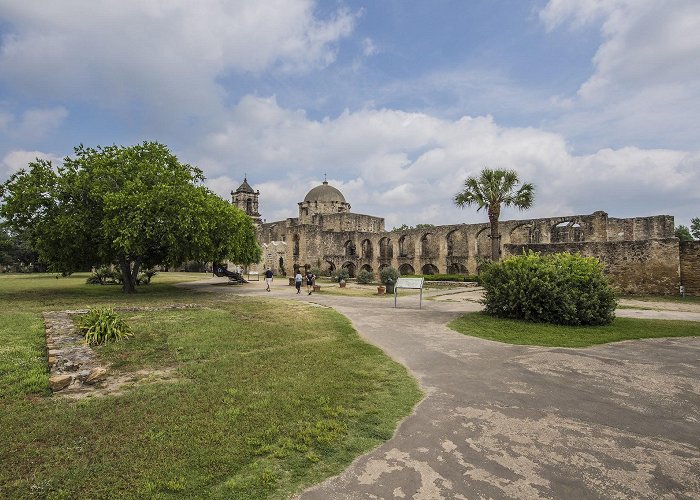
[231,178,697,296]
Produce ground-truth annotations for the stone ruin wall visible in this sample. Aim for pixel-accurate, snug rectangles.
[680,241,700,296]
[255,211,683,295]
[504,239,681,295]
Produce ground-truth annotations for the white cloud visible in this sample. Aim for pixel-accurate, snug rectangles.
[1,149,62,177]
[0,1,357,115]
[192,95,700,228]
[540,0,700,150]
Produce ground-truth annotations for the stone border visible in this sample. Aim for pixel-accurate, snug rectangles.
[45,304,200,396]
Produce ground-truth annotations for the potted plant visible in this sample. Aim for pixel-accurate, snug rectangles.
[335,268,349,287]
[380,266,399,294]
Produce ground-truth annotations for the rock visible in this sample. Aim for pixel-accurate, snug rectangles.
[84,367,108,385]
[49,374,73,391]
[47,356,57,366]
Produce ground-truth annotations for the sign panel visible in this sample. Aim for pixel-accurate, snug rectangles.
[395,277,424,289]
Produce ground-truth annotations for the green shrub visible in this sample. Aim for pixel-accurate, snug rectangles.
[356,269,374,284]
[332,268,350,283]
[480,251,617,326]
[78,308,134,345]
[85,266,120,285]
[379,266,399,285]
[137,269,157,285]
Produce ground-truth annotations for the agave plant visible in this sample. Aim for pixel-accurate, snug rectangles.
[78,308,133,345]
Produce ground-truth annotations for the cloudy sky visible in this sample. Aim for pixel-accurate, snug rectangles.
[1,0,698,229]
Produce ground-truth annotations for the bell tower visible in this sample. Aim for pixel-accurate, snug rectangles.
[231,176,262,225]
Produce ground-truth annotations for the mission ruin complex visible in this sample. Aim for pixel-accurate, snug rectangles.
[231,178,699,296]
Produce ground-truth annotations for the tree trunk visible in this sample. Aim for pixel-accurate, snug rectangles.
[119,258,142,294]
[488,208,501,262]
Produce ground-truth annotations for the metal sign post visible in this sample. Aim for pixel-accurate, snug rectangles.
[394,277,425,309]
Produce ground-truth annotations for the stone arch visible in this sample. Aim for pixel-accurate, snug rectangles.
[361,239,373,259]
[447,263,468,274]
[293,234,300,256]
[324,260,336,275]
[378,263,389,272]
[552,221,583,243]
[476,227,491,258]
[420,233,437,258]
[398,234,411,257]
[379,237,393,259]
[398,263,415,275]
[446,229,468,257]
[360,264,373,273]
[344,240,356,257]
[421,263,439,275]
[342,261,356,278]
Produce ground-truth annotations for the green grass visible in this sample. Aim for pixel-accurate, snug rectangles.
[0,272,421,498]
[620,294,700,305]
[449,311,700,348]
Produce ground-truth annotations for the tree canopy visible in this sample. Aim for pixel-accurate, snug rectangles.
[675,225,693,242]
[0,142,261,292]
[454,168,534,261]
[691,217,700,240]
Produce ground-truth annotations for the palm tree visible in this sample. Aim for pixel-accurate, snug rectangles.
[454,168,535,261]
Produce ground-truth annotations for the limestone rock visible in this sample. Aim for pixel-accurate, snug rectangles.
[84,367,108,385]
[50,374,73,391]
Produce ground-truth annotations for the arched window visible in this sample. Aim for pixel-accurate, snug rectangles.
[420,233,433,257]
[398,263,415,275]
[379,237,393,259]
[421,263,439,275]
[344,240,356,257]
[361,239,373,258]
[293,234,300,256]
[398,235,409,257]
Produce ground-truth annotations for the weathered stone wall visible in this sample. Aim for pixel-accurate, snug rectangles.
[680,241,700,296]
[504,238,681,295]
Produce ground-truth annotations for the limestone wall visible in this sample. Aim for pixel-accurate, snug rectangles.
[680,241,700,296]
[504,239,681,295]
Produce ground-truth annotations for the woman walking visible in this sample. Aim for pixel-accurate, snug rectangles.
[295,271,303,294]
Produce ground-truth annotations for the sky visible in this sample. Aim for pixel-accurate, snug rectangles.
[0,0,698,229]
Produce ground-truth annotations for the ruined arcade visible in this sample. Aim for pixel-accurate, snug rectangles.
[234,179,696,295]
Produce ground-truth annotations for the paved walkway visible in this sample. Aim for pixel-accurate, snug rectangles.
[185,279,700,499]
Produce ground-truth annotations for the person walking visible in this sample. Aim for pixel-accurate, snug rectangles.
[294,271,303,294]
[306,270,315,295]
[264,268,273,291]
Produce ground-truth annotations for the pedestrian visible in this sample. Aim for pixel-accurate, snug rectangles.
[306,270,315,295]
[295,270,303,294]
[264,267,273,291]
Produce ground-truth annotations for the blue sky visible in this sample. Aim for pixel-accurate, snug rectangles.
[1,0,698,229]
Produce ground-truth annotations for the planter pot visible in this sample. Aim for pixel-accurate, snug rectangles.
[386,284,395,294]
[313,285,321,292]
[339,281,346,288]
[377,285,386,295]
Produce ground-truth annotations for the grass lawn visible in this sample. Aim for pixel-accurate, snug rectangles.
[0,272,421,499]
[449,311,700,348]
[620,294,700,305]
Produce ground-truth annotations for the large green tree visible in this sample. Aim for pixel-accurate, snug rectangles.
[0,142,261,293]
[675,225,693,242]
[454,168,535,261]
[691,217,700,240]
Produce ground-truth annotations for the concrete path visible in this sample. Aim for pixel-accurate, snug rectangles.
[186,279,700,499]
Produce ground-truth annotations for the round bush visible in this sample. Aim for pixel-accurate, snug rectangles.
[333,268,350,283]
[379,266,399,285]
[356,269,374,284]
[480,251,617,326]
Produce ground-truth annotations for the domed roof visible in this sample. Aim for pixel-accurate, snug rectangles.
[303,181,346,203]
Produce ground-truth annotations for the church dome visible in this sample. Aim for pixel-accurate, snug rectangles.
[303,181,346,203]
